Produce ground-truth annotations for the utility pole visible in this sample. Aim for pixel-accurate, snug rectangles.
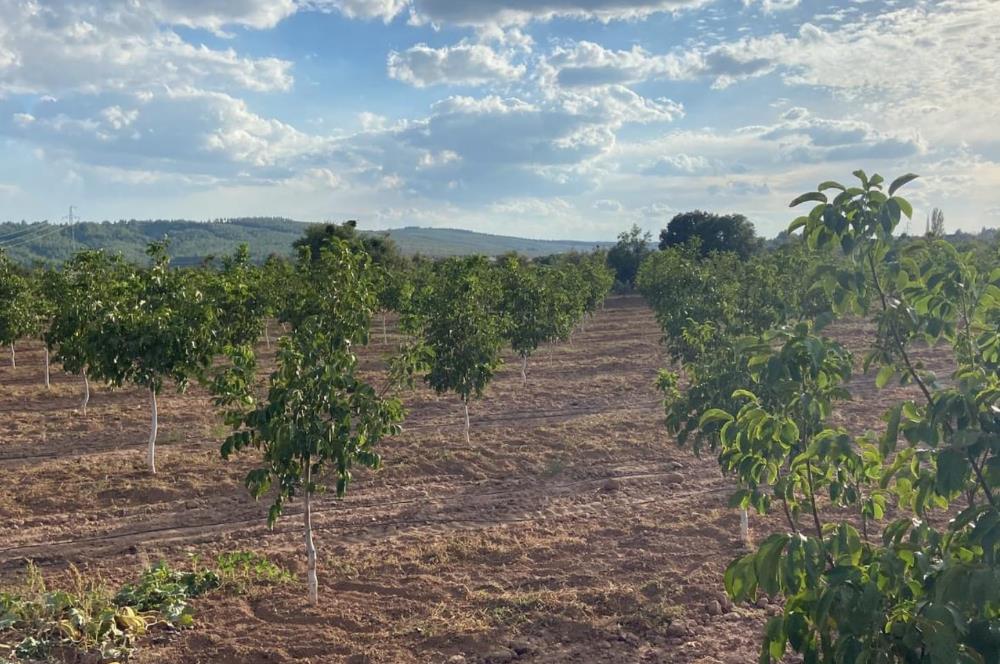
[64,205,77,244]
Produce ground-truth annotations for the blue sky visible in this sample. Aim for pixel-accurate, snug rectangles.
[0,0,997,240]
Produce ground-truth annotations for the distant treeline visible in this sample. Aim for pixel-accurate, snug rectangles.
[0,217,613,266]
[0,217,307,266]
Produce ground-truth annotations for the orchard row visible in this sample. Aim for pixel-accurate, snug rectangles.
[638,172,1000,663]
[0,239,613,605]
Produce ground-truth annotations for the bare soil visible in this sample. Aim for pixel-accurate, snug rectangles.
[0,296,944,663]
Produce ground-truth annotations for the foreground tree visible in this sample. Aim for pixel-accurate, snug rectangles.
[216,240,405,604]
[674,171,1000,662]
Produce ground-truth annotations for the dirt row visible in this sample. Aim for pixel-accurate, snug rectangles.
[0,296,939,663]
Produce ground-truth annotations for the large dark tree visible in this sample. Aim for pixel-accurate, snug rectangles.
[294,220,402,267]
[658,210,762,259]
[606,224,652,288]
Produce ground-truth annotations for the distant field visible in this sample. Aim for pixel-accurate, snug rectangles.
[0,219,611,265]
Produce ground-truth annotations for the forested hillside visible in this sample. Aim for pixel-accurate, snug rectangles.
[0,218,611,265]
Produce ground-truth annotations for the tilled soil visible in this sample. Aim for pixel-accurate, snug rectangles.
[0,296,942,663]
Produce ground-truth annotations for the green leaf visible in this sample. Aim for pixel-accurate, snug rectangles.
[754,534,789,596]
[888,173,919,196]
[934,449,969,496]
[700,408,734,427]
[875,365,895,389]
[893,196,913,219]
[818,180,846,192]
[789,192,828,208]
[881,404,902,456]
[725,554,757,602]
[788,216,808,233]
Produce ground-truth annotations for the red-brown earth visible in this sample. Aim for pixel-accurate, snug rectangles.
[0,296,948,663]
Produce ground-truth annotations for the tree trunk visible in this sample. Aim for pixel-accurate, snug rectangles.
[44,347,50,390]
[147,387,158,474]
[463,399,471,445]
[9,343,14,368]
[521,354,527,387]
[81,371,90,415]
[739,508,749,544]
[304,463,318,605]
[382,312,388,344]
[264,321,271,349]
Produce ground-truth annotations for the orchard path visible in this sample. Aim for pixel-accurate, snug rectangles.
[0,296,819,663]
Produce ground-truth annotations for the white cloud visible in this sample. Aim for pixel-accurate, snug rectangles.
[407,0,710,26]
[536,38,775,91]
[1,89,327,176]
[593,198,623,212]
[330,85,682,204]
[100,106,139,130]
[142,0,298,31]
[539,41,697,88]
[638,201,673,218]
[707,179,770,196]
[642,153,720,175]
[299,0,717,27]
[741,0,800,12]
[388,42,526,87]
[668,2,1000,142]
[306,0,410,22]
[0,1,294,95]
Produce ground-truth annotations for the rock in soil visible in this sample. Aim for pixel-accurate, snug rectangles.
[484,647,516,663]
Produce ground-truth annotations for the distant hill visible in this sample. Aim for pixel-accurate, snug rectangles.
[0,218,612,265]
[375,226,612,258]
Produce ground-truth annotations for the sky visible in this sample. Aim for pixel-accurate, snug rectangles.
[0,0,997,240]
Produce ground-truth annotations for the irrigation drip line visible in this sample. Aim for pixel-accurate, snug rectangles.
[0,399,666,465]
[0,475,735,562]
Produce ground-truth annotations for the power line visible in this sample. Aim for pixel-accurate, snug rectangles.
[0,223,68,248]
[0,223,52,243]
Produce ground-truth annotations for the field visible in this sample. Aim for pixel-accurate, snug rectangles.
[0,296,940,663]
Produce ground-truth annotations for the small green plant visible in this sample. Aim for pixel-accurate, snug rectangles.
[215,551,294,593]
[1,561,216,663]
[0,552,287,662]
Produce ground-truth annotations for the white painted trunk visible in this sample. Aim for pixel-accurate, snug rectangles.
[382,312,388,344]
[81,371,90,415]
[304,463,318,605]
[521,354,527,387]
[463,400,470,445]
[44,347,50,389]
[9,343,14,368]
[740,508,749,544]
[147,388,158,474]
[264,321,271,349]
